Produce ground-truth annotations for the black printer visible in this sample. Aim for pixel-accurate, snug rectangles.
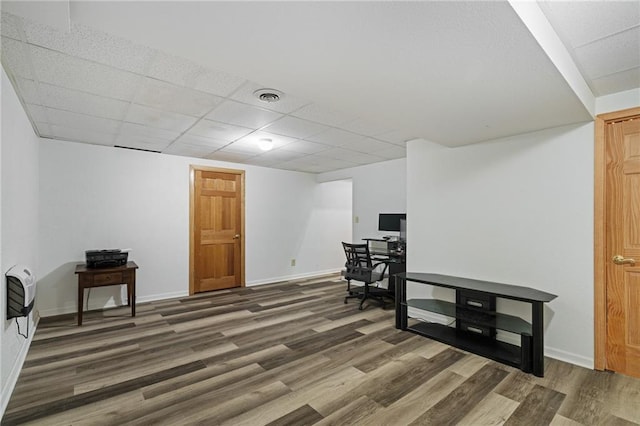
[85,249,128,268]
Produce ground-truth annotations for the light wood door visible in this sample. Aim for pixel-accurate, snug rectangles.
[190,166,244,293]
[603,114,640,377]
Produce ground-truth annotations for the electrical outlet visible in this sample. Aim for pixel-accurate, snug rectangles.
[291,259,296,267]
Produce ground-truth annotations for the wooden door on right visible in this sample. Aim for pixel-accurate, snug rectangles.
[605,116,640,378]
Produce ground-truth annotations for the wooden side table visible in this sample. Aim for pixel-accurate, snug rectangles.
[74,261,138,326]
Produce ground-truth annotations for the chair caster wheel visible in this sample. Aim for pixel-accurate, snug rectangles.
[344,299,348,304]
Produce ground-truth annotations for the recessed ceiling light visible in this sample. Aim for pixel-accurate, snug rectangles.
[258,138,274,151]
[254,88,284,103]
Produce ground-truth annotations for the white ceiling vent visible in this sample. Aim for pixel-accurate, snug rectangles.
[253,88,284,103]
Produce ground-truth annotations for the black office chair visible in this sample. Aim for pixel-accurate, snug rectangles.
[342,242,389,310]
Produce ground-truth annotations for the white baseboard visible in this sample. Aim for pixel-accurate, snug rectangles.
[1,314,39,419]
[246,269,342,287]
[135,291,190,304]
[545,347,594,370]
[37,290,190,317]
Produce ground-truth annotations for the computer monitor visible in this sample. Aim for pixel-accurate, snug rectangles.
[378,213,406,232]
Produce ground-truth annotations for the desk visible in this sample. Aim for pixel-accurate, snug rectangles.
[75,261,138,326]
[395,273,557,377]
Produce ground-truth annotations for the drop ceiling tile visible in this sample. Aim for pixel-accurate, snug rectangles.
[277,163,315,173]
[206,150,256,163]
[304,164,342,173]
[23,19,154,74]
[263,116,329,139]
[224,132,298,155]
[276,162,308,172]
[277,156,336,173]
[229,81,310,114]
[51,125,115,146]
[307,128,364,147]
[339,118,394,137]
[173,134,228,150]
[376,128,418,146]
[374,145,407,160]
[147,50,202,88]
[1,12,23,40]
[193,68,247,98]
[282,155,325,167]
[34,122,52,136]
[119,122,181,141]
[1,37,34,79]
[257,149,307,162]
[279,140,330,154]
[173,134,228,149]
[339,137,397,153]
[539,1,640,48]
[38,83,130,120]
[316,147,359,160]
[574,28,640,79]
[206,100,283,129]
[310,157,359,170]
[70,24,155,74]
[25,104,48,122]
[163,142,217,157]
[291,103,358,127]
[288,158,350,173]
[125,104,198,132]
[590,67,640,96]
[46,107,121,135]
[29,45,141,101]
[222,141,265,155]
[114,134,172,151]
[336,151,387,165]
[243,156,282,167]
[188,119,253,142]
[134,77,223,117]
[233,130,296,151]
[114,136,168,152]
[20,16,76,52]
[14,78,40,104]
[275,158,305,168]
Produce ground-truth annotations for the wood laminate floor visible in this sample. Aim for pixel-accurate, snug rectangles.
[3,275,640,425]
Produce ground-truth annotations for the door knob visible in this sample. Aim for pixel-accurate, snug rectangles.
[233,234,240,239]
[612,255,636,265]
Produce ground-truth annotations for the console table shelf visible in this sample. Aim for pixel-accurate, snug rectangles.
[409,321,522,368]
[396,272,557,377]
[405,299,532,335]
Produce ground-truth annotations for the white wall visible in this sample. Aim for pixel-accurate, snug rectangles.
[279,179,352,281]
[318,158,406,242]
[407,123,595,368]
[1,69,40,416]
[37,139,349,316]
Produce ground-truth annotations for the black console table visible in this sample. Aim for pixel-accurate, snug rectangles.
[395,273,557,377]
